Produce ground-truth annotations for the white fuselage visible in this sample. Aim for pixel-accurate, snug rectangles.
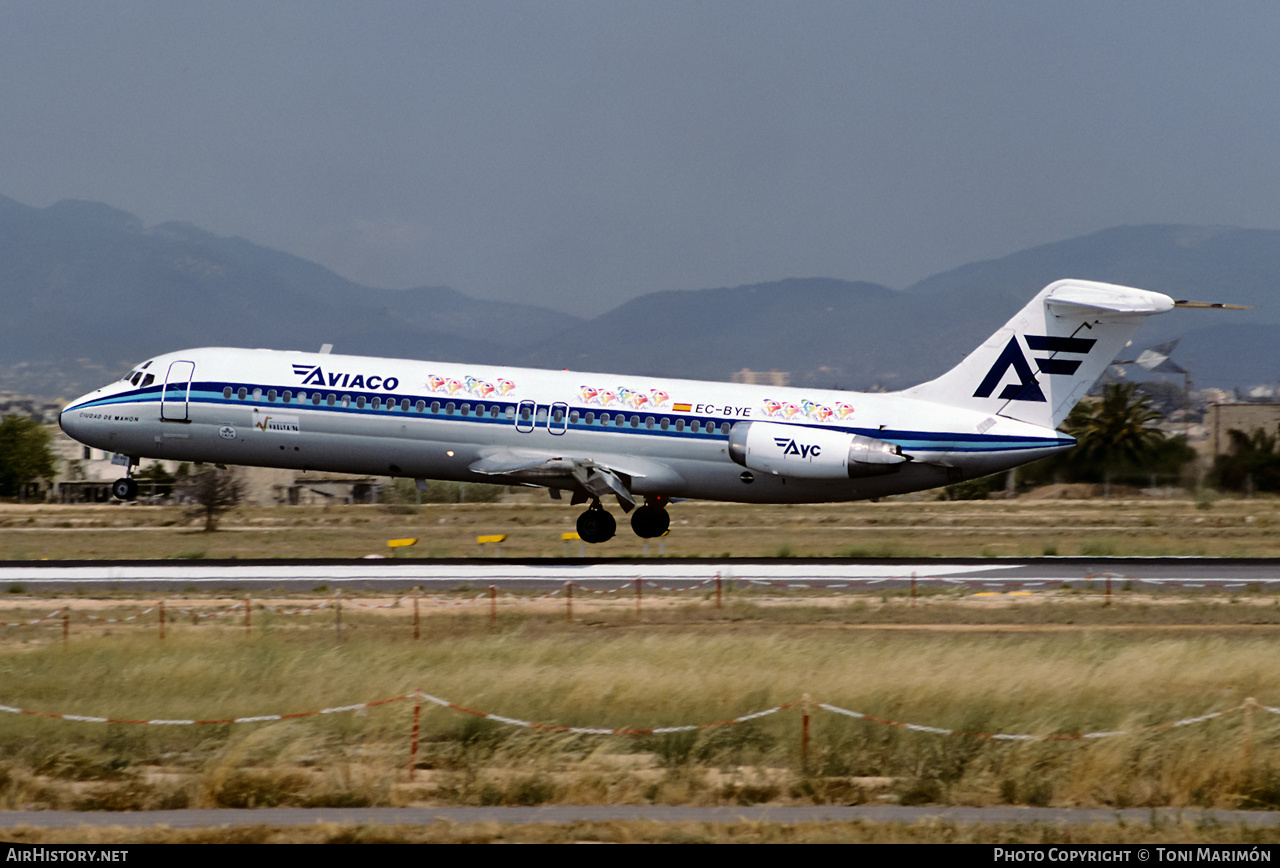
[59,346,1073,503]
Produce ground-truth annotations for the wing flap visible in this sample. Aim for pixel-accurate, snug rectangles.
[466,449,689,511]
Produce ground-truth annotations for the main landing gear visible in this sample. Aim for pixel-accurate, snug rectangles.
[575,497,670,544]
[576,502,616,544]
[630,497,671,539]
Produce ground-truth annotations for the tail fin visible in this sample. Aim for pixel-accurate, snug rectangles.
[900,279,1174,429]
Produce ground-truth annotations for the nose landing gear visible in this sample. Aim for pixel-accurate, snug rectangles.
[112,477,139,501]
[111,457,140,501]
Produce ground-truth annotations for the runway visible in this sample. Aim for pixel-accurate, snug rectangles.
[0,557,1277,592]
[1,804,1278,830]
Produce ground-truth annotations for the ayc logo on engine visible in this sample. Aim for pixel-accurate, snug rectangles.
[774,437,822,459]
[972,335,1096,403]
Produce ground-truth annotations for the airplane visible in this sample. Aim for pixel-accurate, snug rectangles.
[57,279,1233,543]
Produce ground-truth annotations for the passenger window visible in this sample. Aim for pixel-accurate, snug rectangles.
[357,396,366,409]
[674,419,684,432]
[253,388,262,400]
[327,394,336,406]
[415,400,425,412]
[661,418,670,431]
[519,406,531,421]
[431,401,441,413]
[475,403,485,415]
[630,415,639,428]
[600,413,610,424]
[585,412,595,424]
[569,410,579,423]
[223,387,232,399]
[267,390,277,402]
[237,387,248,400]
[341,395,351,407]
[720,422,730,435]
[460,403,470,416]
[645,417,654,430]
[402,399,411,411]
[282,391,292,403]
[371,397,381,410]
[446,402,455,414]
[490,406,500,418]
[504,406,514,420]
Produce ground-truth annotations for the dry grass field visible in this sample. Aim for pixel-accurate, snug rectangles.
[3,494,1280,842]
[2,492,1280,559]
[0,587,1277,819]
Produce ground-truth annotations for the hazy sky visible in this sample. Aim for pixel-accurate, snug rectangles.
[5,1,1280,315]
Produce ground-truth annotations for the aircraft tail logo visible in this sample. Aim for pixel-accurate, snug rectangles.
[972,335,1096,403]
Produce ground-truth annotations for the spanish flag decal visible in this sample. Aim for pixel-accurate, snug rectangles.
[673,403,692,412]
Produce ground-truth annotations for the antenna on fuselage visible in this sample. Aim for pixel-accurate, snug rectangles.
[319,344,333,354]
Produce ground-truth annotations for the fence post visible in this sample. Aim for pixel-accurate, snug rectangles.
[1245,696,1256,770]
[408,689,423,782]
[158,600,165,640]
[801,693,812,773]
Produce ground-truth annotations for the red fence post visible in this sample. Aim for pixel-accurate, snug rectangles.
[408,689,423,782]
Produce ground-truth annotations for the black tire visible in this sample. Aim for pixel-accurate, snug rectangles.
[630,505,670,538]
[112,478,139,501]
[577,509,616,544]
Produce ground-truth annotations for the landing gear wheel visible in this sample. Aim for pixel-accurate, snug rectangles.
[576,508,616,544]
[112,478,139,501]
[630,505,670,539]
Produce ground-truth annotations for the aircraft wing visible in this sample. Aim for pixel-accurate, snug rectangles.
[468,449,684,509]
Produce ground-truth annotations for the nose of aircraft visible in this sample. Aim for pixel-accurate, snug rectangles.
[58,389,100,444]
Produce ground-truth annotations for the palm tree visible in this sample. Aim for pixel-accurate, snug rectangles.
[1063,384,1166,493]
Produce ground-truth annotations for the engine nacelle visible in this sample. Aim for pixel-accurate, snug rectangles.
[728,421,908,479]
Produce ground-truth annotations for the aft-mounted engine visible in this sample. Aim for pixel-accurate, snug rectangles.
[728,420,908,479]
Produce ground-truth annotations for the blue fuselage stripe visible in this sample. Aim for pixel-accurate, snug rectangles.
[66,381,1074,455]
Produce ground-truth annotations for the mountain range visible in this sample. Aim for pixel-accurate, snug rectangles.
[0,195,1275,398]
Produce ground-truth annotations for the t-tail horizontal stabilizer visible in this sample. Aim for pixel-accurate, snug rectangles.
[900,279,1177,430]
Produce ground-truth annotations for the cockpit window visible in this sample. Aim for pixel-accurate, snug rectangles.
[141,374,154,388]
